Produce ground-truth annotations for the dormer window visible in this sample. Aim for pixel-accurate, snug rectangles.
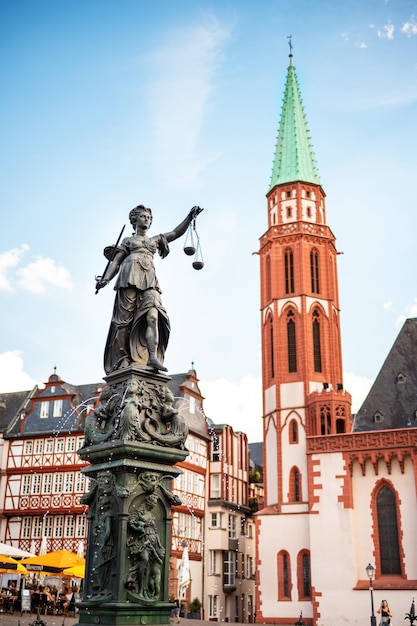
[373,411,383,423]
[396,372,406,384]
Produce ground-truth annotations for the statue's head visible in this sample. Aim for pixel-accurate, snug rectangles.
[129,205,153,227]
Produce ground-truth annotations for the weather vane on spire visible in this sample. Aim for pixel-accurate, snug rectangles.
[287,35,293,54]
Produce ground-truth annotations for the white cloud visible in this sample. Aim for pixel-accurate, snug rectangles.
[383,300,392,309]
[145,16,232,186]
[343,371,373,413]
[377,23,395,39]
[401,20,417,37]
[199,375,263,443]
[16,257,73,293]
[0,244,29,291]
[0,350,36,393]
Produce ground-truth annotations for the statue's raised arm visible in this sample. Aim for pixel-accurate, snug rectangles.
[96,204,203,374]
[163,206,204,244]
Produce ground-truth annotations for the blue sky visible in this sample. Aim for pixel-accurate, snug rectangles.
[1,0,417,442]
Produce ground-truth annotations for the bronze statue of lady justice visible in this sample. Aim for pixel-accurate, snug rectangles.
[95,205,203,374]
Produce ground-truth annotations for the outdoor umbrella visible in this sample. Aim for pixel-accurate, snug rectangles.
[0,542,35,558]
[0,554,28,574]
[21,549,85,574]
[62,564,85,579]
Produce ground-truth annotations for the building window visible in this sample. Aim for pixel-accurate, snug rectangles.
[246,523,253,539]
[55,438,65,453]
[266,255,272,302]
[312,310,322,372]
[64,472,74,493]
[228,514,237,539]
[22,517,31,539]
[209,550,217,575]
[290,419,298,444]
[246,555,254,578]
[22,475,31,495]
[42,474,52,494]
[278,550,292,599]
[287,310,297,372]
[284,249,294,294]
[76,515,87,539]
[53,473,63,494]
[320,405,332,435]
[210,512,221,528]
[54,516,64,538]
[377,485,401,575]
[302,552,311,597]
[34,440,43,454]
[310,249,320,293]
[32,474,41,495]
[32,516,42,539]
[53,400,63,417]
[289,467,302,502]
[45,439,54,454]
[210,474,220,499]
[40,402,49,418]
[75,471,85,493]
[24,441,33,455]
[223,550,236,586]
[44,515,53,538]
[66,437,76,452]
[287,206,292,218]
[269,315,275,379]
[64,515,74,538]
[209,595,219,619]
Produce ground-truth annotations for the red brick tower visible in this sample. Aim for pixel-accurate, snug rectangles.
[258,51,352,509]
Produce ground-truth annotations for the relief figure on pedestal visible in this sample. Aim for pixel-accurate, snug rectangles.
[126,493,165,602]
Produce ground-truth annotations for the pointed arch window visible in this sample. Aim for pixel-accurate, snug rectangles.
[284,249,294,294]
[312,309,322,372]
[297,550,311,599]
[287,310,297,373]
[289,419,298,444]
[266,255,271,302]
[277,550,292,599]
[267,314,275,380]
[310,248,320,293]
[377,485,401,575]
[289,466,302,502]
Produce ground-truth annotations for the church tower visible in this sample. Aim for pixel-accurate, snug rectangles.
[256,50,352,623]
[259,50,352,509]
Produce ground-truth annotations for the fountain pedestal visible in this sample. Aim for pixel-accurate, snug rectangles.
[77,365,188,626]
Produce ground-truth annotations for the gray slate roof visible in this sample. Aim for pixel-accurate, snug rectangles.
[353,318,417,431]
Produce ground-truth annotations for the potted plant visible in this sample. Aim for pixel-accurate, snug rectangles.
[187,597,201,619]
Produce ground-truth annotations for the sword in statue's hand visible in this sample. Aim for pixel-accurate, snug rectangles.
[95,224,125,294]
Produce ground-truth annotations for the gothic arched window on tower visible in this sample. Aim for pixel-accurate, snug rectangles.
[297,550,312,600]
[287,310,297,372]
[320,405,332,435]
[377,485,401,575]
[267,314,275,380]
[284,248,294,294]
[310,248,320,293]
[312,309,322,372]
[289,466,302,502]
[289,418,298,444]
[277,550,292,599]
[266,255,272,302]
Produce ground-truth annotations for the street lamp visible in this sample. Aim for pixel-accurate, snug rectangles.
[366,563,377,626]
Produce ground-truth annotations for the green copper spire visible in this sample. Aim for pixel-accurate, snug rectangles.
[269,54,320,191]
